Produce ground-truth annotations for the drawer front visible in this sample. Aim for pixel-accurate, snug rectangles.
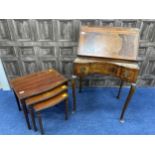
[120,68,139,82]
[90,63,120,76]
[74,64,89,76]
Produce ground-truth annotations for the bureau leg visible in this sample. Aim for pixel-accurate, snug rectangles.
[79,77,82,93]
[120,83,136,122]
[71,75,76,112]
[117,80,124,99]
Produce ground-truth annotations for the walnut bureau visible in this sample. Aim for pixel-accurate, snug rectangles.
[74,26,140,122]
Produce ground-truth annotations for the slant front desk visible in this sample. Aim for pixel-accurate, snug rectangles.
[74,26,140,122]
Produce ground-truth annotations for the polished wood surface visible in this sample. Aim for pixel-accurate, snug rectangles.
[25,85,68,106]
[75,26,140,121]
[74,57,139,83]
[30,92,69,134]
[10,69,68,100]
[33,92,68,112]
[74,57,139,121]
[78,26,139,61]
[10,69,68,129]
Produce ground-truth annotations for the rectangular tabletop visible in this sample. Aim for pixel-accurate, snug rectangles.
[10,69,68,100]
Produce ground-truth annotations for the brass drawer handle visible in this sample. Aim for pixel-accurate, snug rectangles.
[80,67,88,74]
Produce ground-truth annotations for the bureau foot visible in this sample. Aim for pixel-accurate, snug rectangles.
[117,80,124,99]
[119,83,136,121]
[120,119,125,123]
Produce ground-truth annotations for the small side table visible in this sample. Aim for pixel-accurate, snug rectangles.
[10,69,76,129]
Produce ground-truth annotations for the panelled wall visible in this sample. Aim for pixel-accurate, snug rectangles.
[0,19,155,87]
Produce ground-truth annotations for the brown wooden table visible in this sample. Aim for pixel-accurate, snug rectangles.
[10,69,75,129]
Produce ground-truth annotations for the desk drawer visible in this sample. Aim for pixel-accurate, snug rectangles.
[90,63,120,76]
[74,64,89,75]
[120,68,139,82]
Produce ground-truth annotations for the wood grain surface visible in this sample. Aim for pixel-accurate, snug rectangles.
[78,26,139,61]
[33,92,68,112]
[10,69,68,99]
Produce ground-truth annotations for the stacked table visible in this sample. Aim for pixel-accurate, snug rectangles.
[10,69,76,131]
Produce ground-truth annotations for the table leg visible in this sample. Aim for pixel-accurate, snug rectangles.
[71,75,76,112]
[21,100,31,129]
[117,80,124,99]
[120,83,136,122]
[65,98,68,120]
[37,112,44,135]
[29,107,37,131]
[13,90,22,111]
[79,76,82,93]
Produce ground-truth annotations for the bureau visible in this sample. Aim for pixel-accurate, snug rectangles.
[74,26,140,122]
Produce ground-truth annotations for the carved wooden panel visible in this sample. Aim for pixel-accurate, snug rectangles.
[0,47,16,57]
[0,19,154,86]
[60,47,76,57]
[80,20,98,26]
[60,60,74,76]
[58,20,74,41]
[98,20,115,27]
[2,60,21,79]
[118,20,140,28]
[39,47,55,56]
[21,60,38,74]
[38,47,58,70]
[0,20,11,40]
[13,19,33,40]
[36,20,55,41]
[19,47,35,56]
[140,21,155,42]
[18,47,38,75]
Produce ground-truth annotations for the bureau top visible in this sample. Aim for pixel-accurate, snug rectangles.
[78,26,140,61]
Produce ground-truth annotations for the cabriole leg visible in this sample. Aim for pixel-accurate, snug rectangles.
[79,76,82,93]
[117,80,124,99]
[120,83,136,123]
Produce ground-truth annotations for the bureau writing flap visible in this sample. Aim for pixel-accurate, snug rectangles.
[78,26,140,61]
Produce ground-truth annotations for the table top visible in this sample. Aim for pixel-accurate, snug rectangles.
[78,26,140,61]
[10,69,68,100]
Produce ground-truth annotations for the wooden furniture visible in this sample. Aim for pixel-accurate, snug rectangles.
[10,69,76,129]
[26,86,68,134]
[78,26,139,61]
[74,26,140,122]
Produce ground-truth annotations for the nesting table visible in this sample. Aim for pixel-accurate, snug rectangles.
[10,69,76,129]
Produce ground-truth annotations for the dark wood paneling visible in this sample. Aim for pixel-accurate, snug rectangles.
[0,19,155,86]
